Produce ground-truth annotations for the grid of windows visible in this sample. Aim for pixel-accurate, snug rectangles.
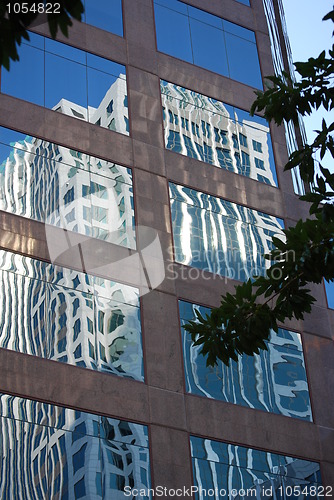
[154,0,262,88]
[0,250,144,381]
[169,183,284,281]
[0,33,128,132]
[0,393,151,499]
[161,80,277,186]
[191,436,322,499]
[180,300,313,420]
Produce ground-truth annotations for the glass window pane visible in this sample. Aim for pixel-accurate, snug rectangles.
[1,43,44,106]
[189,18,229,76]
[190,436,322,498]
[45,38,86,64]
[45,52,87,111]
[161,82,277,186]
[95,294,143,381]
[85,0,123,36]
[154,0,188,14]
[154,4,193,63]
[180,300,313,420]
[0,272,47,356]
[187,5,222,28]
[169,183,284,280]
[223,19,256,41]
[225,32,262,88]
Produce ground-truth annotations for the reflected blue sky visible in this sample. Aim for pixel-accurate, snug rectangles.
[1,33,128,132]
[191,435,322,499]
[154,0,262,88]
[325,280,334,309]
[84,0,123,36]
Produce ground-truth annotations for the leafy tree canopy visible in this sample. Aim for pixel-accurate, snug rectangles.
[0,0,84,70]
[185,9,334,367]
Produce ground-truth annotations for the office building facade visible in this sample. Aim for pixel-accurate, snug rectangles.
[0,0,333,497]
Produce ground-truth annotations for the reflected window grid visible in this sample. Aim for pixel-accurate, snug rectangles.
[169,183,284,281]
[179,300,313,421]
[161,80,278,186]
[0,393,151,499]
[190,436,322,500]
[154,1,262,88]
[0,126,136,249]
[0,250,144,382]
[0,33,128,134]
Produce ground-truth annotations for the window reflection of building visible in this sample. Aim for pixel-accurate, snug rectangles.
[0,250,144,381]
[0,394,151,499]
[0,124,135,248]
[161,80,277,186]
[169,183,284,281]
[180,301,313,421]
[191,436,322,500]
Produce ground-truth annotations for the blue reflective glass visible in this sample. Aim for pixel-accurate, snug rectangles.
[153,1,262,88]
[222,19,255,41]
[189,19,229,76]
[0,247,143,380]
[187,4,222,28]
[191,436,322,499]
[225,32,262,88]
[161,81,278,186]
[154,4,193,63]
[84,0,123,36]
[22,31,45,49]
[180,300,312,420]
[45,52,87,110]
[1,43,44,106]
[325,280,334,309]
[154,0,188,14]
[0,393,151,500]
[1,35,128,132]
[169,183,284,280]
[45,38,86,64]
[0,127,135,245]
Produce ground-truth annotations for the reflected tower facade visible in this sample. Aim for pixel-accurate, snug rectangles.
[0,0,333,498]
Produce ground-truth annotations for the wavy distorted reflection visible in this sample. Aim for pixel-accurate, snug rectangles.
[0,126,135,248]
[191,436,322,500]
[0,250,144,381]
[0,394,151,499]
[161,80,277,186]
[180,301,312,421]
[170,183,284,281]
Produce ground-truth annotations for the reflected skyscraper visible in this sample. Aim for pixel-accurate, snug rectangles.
[0,0,332,497]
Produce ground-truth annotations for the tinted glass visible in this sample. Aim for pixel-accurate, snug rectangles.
[180,300,313,420]
[169,183,284,280]
[161,80,278,185]
[85,0,123,36]
[153,1,262,88]
[189,18,228,76]
[154,3,193,63]
[191,436,322,499]
[224,31,262,88]
[1,43,44,106]
[0,250,144,381]
[0,393,151,499]
[0,127,135,248]
[0,34,128,133]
